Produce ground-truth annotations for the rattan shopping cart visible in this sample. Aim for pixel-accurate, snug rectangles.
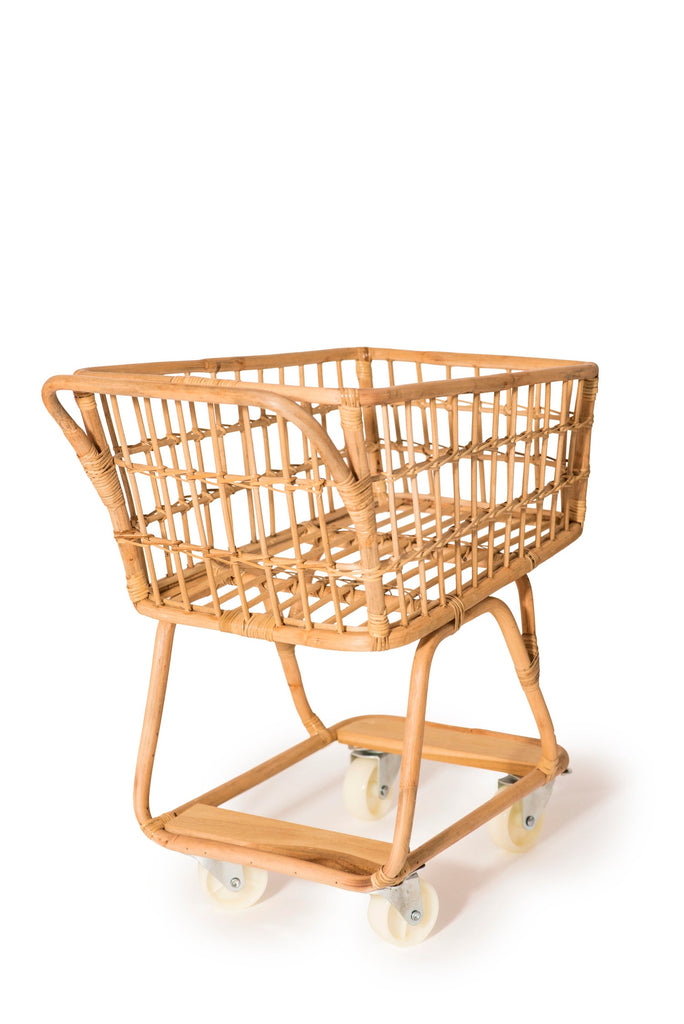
[43,347,598,945]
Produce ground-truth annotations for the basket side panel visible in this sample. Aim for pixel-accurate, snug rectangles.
[92,386,384,641]
[359,354,597,629]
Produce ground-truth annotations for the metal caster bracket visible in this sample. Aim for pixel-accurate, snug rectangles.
[497,774,556,830]
[376,872,424,926]
[350,748,402,799]
[197,857,245,891]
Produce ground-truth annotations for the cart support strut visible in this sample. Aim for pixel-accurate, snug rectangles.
[133,578,566,895]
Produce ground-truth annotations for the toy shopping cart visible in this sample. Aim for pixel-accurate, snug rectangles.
[43,347,598,945]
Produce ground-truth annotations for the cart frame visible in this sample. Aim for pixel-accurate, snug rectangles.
[43,347,596,913]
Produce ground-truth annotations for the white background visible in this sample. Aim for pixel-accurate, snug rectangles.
[2,2,682,1021]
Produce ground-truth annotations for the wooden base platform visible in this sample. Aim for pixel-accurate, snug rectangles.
[146,714,567,892]
[336,715,569,777]
[165,805,392,877]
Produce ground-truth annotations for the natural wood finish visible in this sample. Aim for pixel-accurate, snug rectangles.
[378,622,453,883]
[463,597,560,774]
[144,828,380,892]
[149,732,333,825]
[336,716,569,777]
[43,348,597,653]
[339,394,391,647]
[404,768,550,875]
[133,620,175,825]
[129,578,567,892]
[131,519,582,651]
[44,348,596,905]
[165,804,392,877]
[142,762,557,893]
[275,642,332,739]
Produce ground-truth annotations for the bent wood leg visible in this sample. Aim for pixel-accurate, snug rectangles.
[132,626,374,889]
[275,641,333,741]
[366,584,563,887]
[134,628,335,832]
[134,620,176,826]
[372,621,455,887]
[464,595,560,775]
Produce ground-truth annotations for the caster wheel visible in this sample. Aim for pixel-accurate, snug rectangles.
[198,862,268,910]
[488,801,545,853]
[342,755,394,821]
[367,879,439,947]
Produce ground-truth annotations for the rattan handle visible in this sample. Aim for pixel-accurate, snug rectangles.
[42,378,93,458]
[43,377,151,602]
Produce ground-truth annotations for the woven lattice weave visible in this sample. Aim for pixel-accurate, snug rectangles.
[43,348,598,653]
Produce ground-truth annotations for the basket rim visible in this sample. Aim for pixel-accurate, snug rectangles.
[44,347,598,409]
[75,345,596,377]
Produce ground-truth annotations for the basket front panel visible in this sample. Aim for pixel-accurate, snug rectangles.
[98,389,375,638]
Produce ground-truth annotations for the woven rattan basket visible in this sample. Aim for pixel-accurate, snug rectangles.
[44,347,598,944]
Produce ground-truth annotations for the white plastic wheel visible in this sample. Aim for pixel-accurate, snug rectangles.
[367,880,439,947]
[197,862,269,910]
[487,801,545,853]
[342,756,394,821]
